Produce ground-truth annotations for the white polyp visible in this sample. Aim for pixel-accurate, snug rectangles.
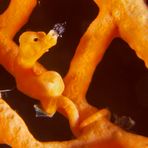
[47,30,59,40]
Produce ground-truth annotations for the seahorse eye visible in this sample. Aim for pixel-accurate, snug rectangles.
[33,37,39,42]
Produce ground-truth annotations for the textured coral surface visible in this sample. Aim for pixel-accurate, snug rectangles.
[0,0,148,147]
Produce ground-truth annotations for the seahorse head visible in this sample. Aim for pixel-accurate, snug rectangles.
[18,30,58,67]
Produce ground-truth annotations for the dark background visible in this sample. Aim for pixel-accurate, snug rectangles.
[0,0,148,147]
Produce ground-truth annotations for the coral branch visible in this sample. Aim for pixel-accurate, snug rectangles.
[0,0,37,39]
[0,98,76,148]
[112,0,148,67]
[64,11,116,102]
[1,98,148,148]
[0,98,41,147]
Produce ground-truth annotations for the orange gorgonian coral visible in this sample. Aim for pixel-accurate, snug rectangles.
[0,0,148,147]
